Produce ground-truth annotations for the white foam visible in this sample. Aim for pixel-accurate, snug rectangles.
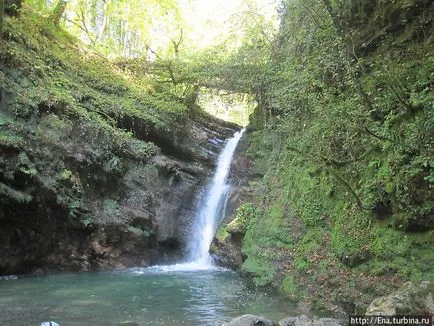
[132,263,229,274]
[186,129,245,267]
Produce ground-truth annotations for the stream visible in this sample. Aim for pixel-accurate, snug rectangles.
[0,267,298,325]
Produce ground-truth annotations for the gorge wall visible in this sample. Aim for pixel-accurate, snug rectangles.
[0,12,239,275]
[212,0,433,316]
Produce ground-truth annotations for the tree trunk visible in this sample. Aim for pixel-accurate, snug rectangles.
[49,0,68,25]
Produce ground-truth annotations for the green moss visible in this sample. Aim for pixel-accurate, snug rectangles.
[242,256,276,286]
[0,182,33,203]
[1,8,190,152]
[0,131,24,148]
[369,225,411,258]
[281,275,298,298]
[331,209,372,267]
[353,228,434,280]
[295,229,323,258]
[215,222,230,242]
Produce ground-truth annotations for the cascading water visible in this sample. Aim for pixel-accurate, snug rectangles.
[186,129,245,268]
[150,129,244,272]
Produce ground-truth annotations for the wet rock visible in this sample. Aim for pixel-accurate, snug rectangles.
[210,235,244,269]
[40,322,60,326]
[366,281,434,315]
[211,216,246,269]
[278,315,342,326]
[210,133,257,270]
[279,315,310,326]
[311,318,343,326]
[226,218,247,235]
[223,314,276,326]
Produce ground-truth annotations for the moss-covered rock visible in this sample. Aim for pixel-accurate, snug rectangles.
[366,281,434,315]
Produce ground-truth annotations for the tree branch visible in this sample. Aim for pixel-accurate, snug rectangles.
[284,143,372,210]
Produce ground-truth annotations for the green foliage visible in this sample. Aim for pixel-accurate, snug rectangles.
[233,0,434,311]
[127,226,151,238]
[331,209,371,267]
[242,256,276,287]
[218,203,264,242]
[0,182,33,203]
[59,169,73,181]
[281,275,298,298]
[0,132,24,148]
[124,137,159,161]
[236,203,261,226]
[97,198,125,225]
[2,0,433,312]
[24,0,181,58]
[238,202,277,286]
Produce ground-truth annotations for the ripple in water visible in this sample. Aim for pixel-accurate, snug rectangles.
[0,269,299,326]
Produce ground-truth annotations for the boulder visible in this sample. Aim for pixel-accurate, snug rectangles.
[279,315,342,326]
[279,315,310,326]
[223,314,276,326]
[366,281,434,315]
[311,318,343,326]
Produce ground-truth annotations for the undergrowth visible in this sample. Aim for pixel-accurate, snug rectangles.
[234,0,434,314]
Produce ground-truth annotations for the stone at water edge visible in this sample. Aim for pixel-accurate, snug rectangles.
[222,314,276,326]
[366,281,434,315]
[278,315,342,326]
[40,322,60,326]
[311,318,343,326]
[279,315,310,326]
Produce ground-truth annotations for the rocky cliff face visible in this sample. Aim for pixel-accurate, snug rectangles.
[0,12,239,275]
[0,101,238,275]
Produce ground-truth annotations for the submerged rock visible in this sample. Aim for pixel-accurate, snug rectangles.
[223,314,276,326]
[366,281,434,315]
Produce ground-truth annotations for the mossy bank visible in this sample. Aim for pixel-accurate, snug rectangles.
[212,0,433,315]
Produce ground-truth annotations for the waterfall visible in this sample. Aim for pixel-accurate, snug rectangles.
[150,129,244,272]
[186,129,244,268]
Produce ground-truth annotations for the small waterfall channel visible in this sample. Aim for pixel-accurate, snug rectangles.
[186,129,245,267]
[155,129,245,271]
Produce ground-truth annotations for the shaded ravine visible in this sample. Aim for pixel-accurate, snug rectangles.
[0,129,303,326]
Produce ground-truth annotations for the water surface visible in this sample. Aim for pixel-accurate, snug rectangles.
[0,267,298,326]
